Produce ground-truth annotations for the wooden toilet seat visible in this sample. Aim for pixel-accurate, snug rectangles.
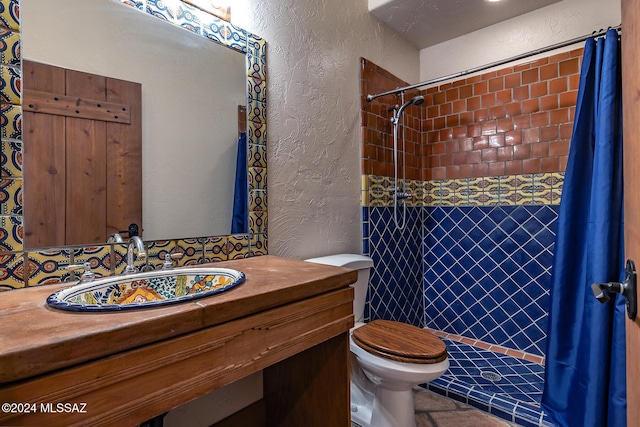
[352,320,447,364]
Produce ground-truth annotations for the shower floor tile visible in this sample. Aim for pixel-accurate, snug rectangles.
[424,339,554,426]
[440,339,545,406]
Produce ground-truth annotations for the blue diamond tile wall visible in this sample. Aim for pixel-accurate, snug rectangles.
[363,174,561,356]
[424,205,557,356]
[365,205,424,326]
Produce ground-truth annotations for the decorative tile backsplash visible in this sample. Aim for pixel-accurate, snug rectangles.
[0,234,256,291]
[0,0,268,291]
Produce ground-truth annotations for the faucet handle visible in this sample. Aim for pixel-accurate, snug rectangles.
[161,252,183,270]
[65,262,96,283]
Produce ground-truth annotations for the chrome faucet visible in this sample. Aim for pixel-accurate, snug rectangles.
[107,233,124,243]
[125,236,147,274]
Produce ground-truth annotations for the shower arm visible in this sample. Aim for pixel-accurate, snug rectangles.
[591,259,637,320]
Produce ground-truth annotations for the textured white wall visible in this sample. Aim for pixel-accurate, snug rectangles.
[231,0,420,259]
[419,0,621,82]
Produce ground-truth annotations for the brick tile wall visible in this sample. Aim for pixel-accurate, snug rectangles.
[424,49,582,180]
[361,49,583,181]
[361,58,423,181]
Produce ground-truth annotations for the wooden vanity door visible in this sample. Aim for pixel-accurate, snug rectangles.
[23,60,142,248]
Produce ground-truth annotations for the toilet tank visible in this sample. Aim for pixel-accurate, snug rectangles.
[305,254,373,323]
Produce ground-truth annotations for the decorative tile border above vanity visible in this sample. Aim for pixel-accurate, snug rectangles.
[0,234,259,291]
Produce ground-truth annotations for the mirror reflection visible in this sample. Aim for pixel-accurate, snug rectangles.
[22,0,247,248]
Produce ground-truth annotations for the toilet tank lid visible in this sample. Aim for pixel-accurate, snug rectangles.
[305,254,374,270]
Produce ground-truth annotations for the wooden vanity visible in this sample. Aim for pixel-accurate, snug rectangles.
[0,256,356,426]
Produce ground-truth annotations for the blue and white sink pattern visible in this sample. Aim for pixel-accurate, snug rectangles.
[47,267,245,312]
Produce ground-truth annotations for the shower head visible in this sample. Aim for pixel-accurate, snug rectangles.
[396,95,424,116]
[411,95,425,105]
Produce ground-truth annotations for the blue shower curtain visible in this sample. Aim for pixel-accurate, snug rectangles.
[231,132,248,234]
[541,29,626,427]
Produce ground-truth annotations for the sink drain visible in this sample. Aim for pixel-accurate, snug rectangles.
[480,371,502,382]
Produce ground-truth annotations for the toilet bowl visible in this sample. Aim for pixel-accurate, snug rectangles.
[305,254,449,427]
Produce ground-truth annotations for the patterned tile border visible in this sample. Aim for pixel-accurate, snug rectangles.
[1,234,253,290]
[362,173,564,207]
[364,175,425,207]
[0,0,267,290]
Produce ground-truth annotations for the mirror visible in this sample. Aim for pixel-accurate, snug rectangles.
[21,0,248,247]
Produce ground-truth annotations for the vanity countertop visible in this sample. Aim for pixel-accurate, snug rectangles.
[0,255,357,385]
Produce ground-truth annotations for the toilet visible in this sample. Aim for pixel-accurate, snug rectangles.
[305,254,449,427]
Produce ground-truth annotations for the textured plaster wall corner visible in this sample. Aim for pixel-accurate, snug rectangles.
[233,0,419,260]
[419,0,621,82]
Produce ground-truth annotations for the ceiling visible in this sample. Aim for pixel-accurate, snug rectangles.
[369,0,562,50]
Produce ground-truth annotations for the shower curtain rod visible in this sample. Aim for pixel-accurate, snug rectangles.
[366,25,622,102]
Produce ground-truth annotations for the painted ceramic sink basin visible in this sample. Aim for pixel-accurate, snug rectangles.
[46,267,245,312]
